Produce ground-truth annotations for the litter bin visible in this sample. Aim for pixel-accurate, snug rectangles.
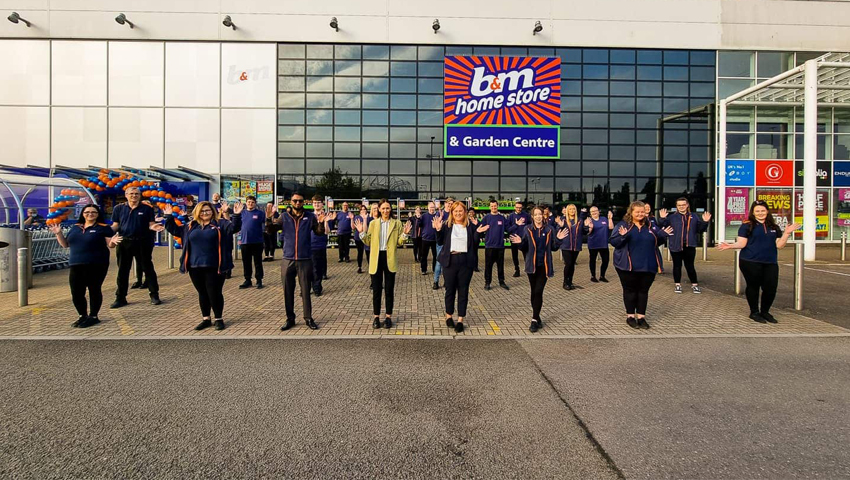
[0,228,32,292]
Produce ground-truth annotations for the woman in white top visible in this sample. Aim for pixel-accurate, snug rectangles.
[434,202,488,333]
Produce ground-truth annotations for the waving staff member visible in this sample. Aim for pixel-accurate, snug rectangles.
[433,202,486,333]
[353,204,371,274]
[163,201,242,331]
[50,205,122,328]
[609,201,674,329]
[586,206,614,283]
[310,195,331,296]
[659,198,711,294]
[408,206,423,263]
[480,199,509,290]
[509,206,566,332]
[273,192,327,331]
[238,195,266,289]
[335,202,354,263]
[432,197,454,290]
[354,200,412,329]
[507,201,531,278]
[555,204,586,290]
[418,202,439,276]
[718,201,800,323]
[263,202,281,261]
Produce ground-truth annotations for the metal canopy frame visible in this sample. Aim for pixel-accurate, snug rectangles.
[718,52,850,261]
[0,174,98,229]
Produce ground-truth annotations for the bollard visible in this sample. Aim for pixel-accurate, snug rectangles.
[794,243,804,311]
[842,232,847,262]
[702,233,708,262]
[666,245,671,262]
[234,234,239,260]
[733,250,742,295]
[167,233,174,269]
[18,248,28,307]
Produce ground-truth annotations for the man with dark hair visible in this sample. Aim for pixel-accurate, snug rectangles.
[480,199,510,290]
[239,195,266,289]
[310,195,331,296]
[110,186,164,308]
[270,192,326,330]
[335,201,353,263]
[432,196,454,290]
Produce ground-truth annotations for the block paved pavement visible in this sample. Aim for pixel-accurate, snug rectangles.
[0,246,847,338]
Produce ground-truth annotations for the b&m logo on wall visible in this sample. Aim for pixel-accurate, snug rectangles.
[443,56,561,159]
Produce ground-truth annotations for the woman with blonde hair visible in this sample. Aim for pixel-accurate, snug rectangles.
[609,200,673,329]
[433,202,488,332]
[555,204,586,290]
[163,200,243,331]
[354,199,412,329]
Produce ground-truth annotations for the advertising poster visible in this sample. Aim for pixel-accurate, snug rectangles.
[794,160,831,187]
[444,56,561,159]
[241,181,257,199]
[722,159,755,187]
[256,180,274,205]
[222,181,240,202]
[756,189,792,231]
[756,160,794,187]
[834,161,850,186]
[793,189,829,239]
[837,188,850,227]
[725,188,750,224]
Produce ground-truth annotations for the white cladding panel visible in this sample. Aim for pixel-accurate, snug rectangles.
[0,106,50,167]
[0,40,49,105]
[108,42,165,107]
[165,42,220,108]
[51,41,107,106]
[107,107,164,168]
[51,107,107,168]
[165,108,220,173]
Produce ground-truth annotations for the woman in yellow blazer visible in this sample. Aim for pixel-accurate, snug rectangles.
[353,199,412,329]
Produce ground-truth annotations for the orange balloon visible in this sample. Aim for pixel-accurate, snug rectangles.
[165,194,173,200]
[96,186,104,192]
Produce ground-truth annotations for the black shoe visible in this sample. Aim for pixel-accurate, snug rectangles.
[130,281,142,289]
[150,294,162,306]
[499,283,510,291]
[214,319,225,330]
[600,277,609,283]
[256,281,264,289]
[384,317,392,329]
[225,272,232,279]
[110,298,128,309]
[473,268,480,272]
[537,317,543,327]
[529,320,539,333]
[315,291,323,297]
[637,318,650,329]
[432,282,439,290]
[72,315,85,328]
[373,317,381,329]
[239,280,252,289]
[484,284,492,291]
[305,318,319,330]
[626,317,638,329]
[345,259,351,263]
[454,322,464,333]
[338,259,344,263]
[281,319,295,331]
[445,317,455,328]
[263,257,273,262]
[357,268,363,274]
[140,282,149,289]
[761,312,778,324]
[750,312,767,323]
[323,275,329,280]
[195,319,212,331]
[512,270,521,278]
[590,277,599,283]
[567,285,575,291]
[563,283,569,290]
[421,271,428,275]
[77,316,100,328]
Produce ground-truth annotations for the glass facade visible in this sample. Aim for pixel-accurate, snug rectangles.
[718,50,850,241]
[278,44,716,213]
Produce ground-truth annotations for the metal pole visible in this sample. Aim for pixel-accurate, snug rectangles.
[842,232,847,262]
[666,245,671,262]
[702,232,708,261]
[234,234,239,260]
[718,101,728,243]
[803,60,818,262]
[734,250,742,295]
[167,233,174,269]
[18,248,27,307]
[794,242,804,310]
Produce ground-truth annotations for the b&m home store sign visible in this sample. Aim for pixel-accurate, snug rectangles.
[444,56,561,159]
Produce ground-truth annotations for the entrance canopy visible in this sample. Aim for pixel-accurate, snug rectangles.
[718,52,850,260]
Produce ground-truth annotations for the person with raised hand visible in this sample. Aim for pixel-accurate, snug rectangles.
[432,197,455,290]
[585,207,614,283]
[556,204,587,290]
[51,205,122,328]
[718,200,800,324]
[333,201,354,263]
[418,201,439,276]
[480,199,510,291]
[609,201,674,330]
[163,200,242,331]
[507,201,531,278]
[263,202,281,261]
[309,195,332,297]
[434,202,486,333]
[510,206,564,333]
[354,200,412,329]
[408,206,423,263]
[658,198,711,294]
[353,204,372,274]
[238,195,266,290]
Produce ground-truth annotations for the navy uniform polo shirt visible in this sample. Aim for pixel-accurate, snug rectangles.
[111,203,155,238]
[66,224,115,265]
[738,222,780,264]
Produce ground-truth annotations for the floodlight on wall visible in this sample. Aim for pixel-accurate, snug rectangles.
[222,15,236,30]
[7,12,31,27]
[432,19,440,34]
[329,17,338,32]
[115,13,134,29]
[533,21,543,35]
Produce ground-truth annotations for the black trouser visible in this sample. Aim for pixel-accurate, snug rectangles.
[671,247,698,284]
[561,250,580,286]
[371,251,396,315]
[135,240,153,283]
[510,243,524,273]
[443,259,473,317]
[282,259,314,321]
[412,237,422,262]
[420,240,437,274]
[263,232,277,258]
[484,248,506,285]
[528,268,548,321]
[739,259,779,315]
[616,269,656,315]
[312,249,327,294]
[356,242,365,269]
[589,248,610,279]
[116,238,159,299]
[338,233,351,261]
[69,263,108,317]
[188,267,225,318]
[241,243,264,281]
